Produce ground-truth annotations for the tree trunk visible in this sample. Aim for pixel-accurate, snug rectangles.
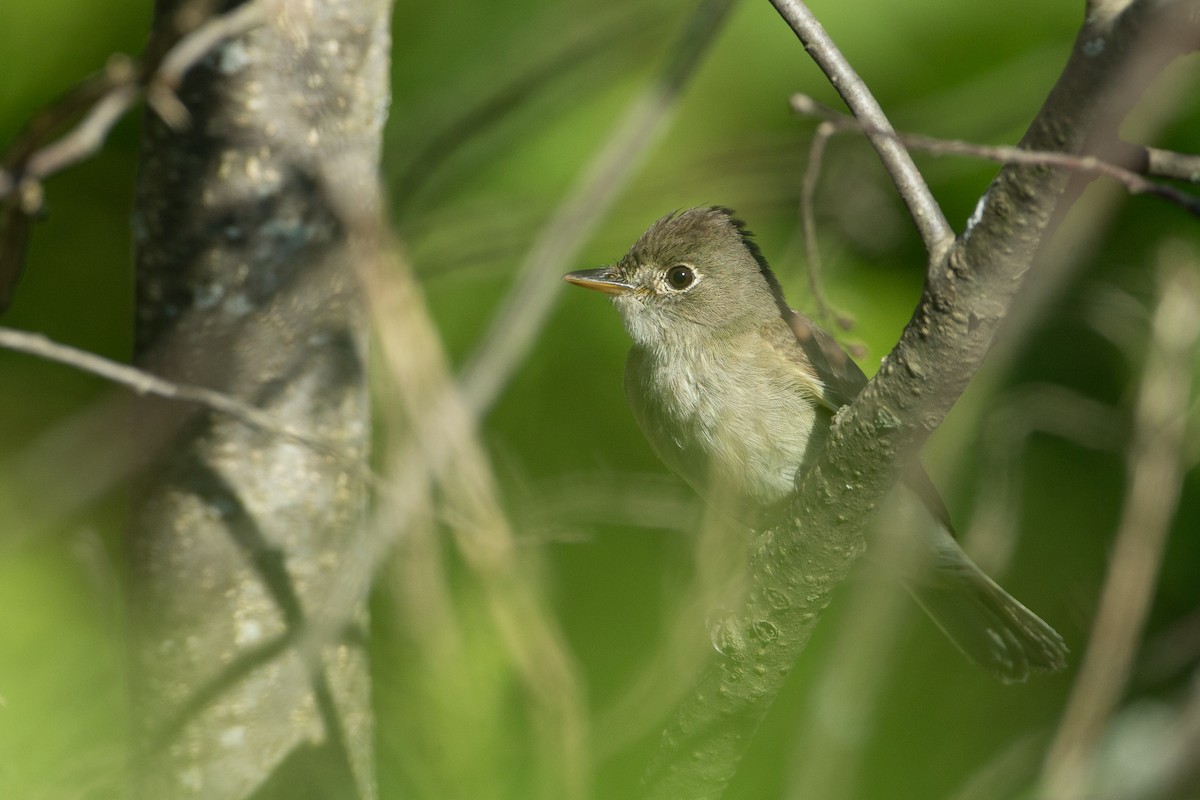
[128,1,392,797]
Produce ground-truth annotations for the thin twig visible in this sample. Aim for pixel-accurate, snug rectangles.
[1038,244,1200,799]
[147,0,271,127]
[0,326,342,459]
[457,0,737,417]
[1,0,269,314]
[798,121,846,328]
[769,0,954,259]
[1,60,131,178]
[791,92,1200,217]
[1,0,266,198]
[22,83,141,183]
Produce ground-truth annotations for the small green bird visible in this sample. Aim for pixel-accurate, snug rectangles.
[564,206,1067,683]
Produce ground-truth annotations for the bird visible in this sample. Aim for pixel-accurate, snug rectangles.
[563,205,1067,683]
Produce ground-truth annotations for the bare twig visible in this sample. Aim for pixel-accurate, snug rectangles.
[0,0,269,314]
[21,83,142,184]
[1,0,267,199]
[797,121,852,329]
[457,0,736,417]
[1039,244,1200,799]
[0,326,343,459]
[146,0,270,127]
[155,0,269,87]
[769,0,954,259]
[1,59,133,185]
[791,93,1200,217]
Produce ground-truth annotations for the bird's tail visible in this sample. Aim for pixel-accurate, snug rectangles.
[907,550,1068,684]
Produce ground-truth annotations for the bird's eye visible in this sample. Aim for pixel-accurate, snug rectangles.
[666,265,695,290]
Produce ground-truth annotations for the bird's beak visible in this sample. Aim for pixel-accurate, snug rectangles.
[563,267,634,296]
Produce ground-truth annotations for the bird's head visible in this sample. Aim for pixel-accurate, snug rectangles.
[564,207,791,349]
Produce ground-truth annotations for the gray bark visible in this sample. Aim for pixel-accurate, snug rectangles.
[128,1,392,797]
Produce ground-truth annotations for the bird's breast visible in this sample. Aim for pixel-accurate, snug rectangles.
[626,340,823,512]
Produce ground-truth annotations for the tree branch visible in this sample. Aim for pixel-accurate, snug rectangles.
[0,0,270,202]
[640,1,1198,796]
[0,0,270,312]
[0,325,344,459]
[790,93,1200,217]
[128,0,391,796]
[1145,145,1200,182]
[768,0,954,259]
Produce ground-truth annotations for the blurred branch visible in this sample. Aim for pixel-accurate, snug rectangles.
[1039,244,1200,799]
[457,0,736,417]
[966,384,1124,573]
[2,0,266,189]
[356,231,591,800]
[0,326,343,460]
[1145,146,1200,183]
[769,0,954,259]
[640,2,1199,797]
[391,13,634,214]
[0,0,269,312]
[790,93,1200,217]
[521,471,699,536]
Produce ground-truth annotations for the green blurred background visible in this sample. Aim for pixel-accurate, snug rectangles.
[1,0,1198,798]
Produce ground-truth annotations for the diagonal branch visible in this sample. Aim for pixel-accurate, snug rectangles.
[640,1,1198,796]
[768,0,954,259]
[0,325,343,459]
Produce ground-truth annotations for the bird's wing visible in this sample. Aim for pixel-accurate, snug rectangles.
[777,309,958,535]
[781,310,868,410]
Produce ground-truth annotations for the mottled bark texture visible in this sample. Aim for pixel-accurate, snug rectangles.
[129,1,391,798]
[641,1,1199,797]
